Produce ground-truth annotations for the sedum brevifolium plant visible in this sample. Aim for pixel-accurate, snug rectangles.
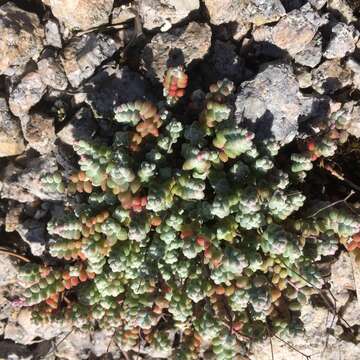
[19,65,360,359]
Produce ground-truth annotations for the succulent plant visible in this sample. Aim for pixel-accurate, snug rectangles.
[18,68,360,359]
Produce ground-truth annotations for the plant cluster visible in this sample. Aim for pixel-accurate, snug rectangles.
[19,66,360,359]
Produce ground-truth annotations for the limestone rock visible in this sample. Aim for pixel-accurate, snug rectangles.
[270,4,326,56]
[0,98,25,158]
[85,66,148,118]
[21,113,56,154]
[57,107,97,146]
[139,0,199,30]
[48,0,114,31]
[324,23,359,59]
[0,254,18,287]
[0,155,63,203]
[235,62,301,143]
[142,22,212,81]
[8,72,47,118]
[311,59,352,94]
[330,252,355,306]
[16,219,47,256]
[5,308,71,345]
[37,57,68,91]
[0,3,44,76]
[203,0,285,26]
[44,19,62,48]
[62,33,119,88]
[328,0,355,24]
[294,33,323,68]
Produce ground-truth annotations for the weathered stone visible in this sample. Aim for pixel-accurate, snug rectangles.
[16,219,47,256]
[0,98,25,158]
[270,4,326,56]
[57,107,97,146]
[324,23,359,59]
[309,0,327,9]
[5,202,23,233]
[44,19,62,48]
[330,251,355,307]
[0,341,32,360]
[139,0,199,30]
[328,0,355,24]
[54,330,92,360]
[0,3,44,76]
[8,72,47,117]
[38,57,68,91]
[203,0,285,26]
[5,308,71,345]
[311,59,352,94]
[235,62,301,143]
[0,155,63,203]
[48,0,114,31]
[294,32,323,68]
[62,33,119,88]
[0,254,18,287]
[85,66,148,118]
[111,6,136,24]
[142,22,212,81]
[21,113,56,154]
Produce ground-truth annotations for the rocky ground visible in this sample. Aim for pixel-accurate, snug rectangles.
[1,0,360,359]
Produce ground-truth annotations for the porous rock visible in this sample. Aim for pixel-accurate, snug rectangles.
[21,113,56,154]
[8,72,47,118]
[203,0,285,26]
[48,0,114,31]
[0,97,25,158]
[235,62,301,143]
[5,308,71,345]
[0,155,63,203]
[142,22,212,81]
[324,22,359,59]
[270,3,326,56]
[311,59,352,94]
[62,33,120,88]
[328,0,355,24]
[294,33,323,68]
[0,3,44,76]
[57,107,97,146]
[85,66,149,118]
[44,19,62,48]
[139,0,199,30]
[37,57,68,91]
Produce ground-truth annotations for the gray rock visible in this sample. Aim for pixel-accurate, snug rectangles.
[299,93,330,121]
[37,57,68,91]
[294,32,323,68]
[61,33,120,88]
[8,72,47,117]
[324,23,359,59]
[0,155,63,203]
[5,308,71,345]
[142,22,212,82]
[203,0,285,26]
[85,65,148,118]
[16,219,47,256]
[235,62,301,143]
[0,340,32,360]
[0,3,44,76]
[330,252,355,306]
[57,107,97,146]
[311,59,352,94]
[0,254,18,287]
[309,0,327,9]
[328,0,355,24]
[44,19,62,48]
[48,0,114,31]
[0,97,25,158]
[270,3,326,56]
[139,0,199,31]
[54,330,92,360]
[21,113,56,154]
